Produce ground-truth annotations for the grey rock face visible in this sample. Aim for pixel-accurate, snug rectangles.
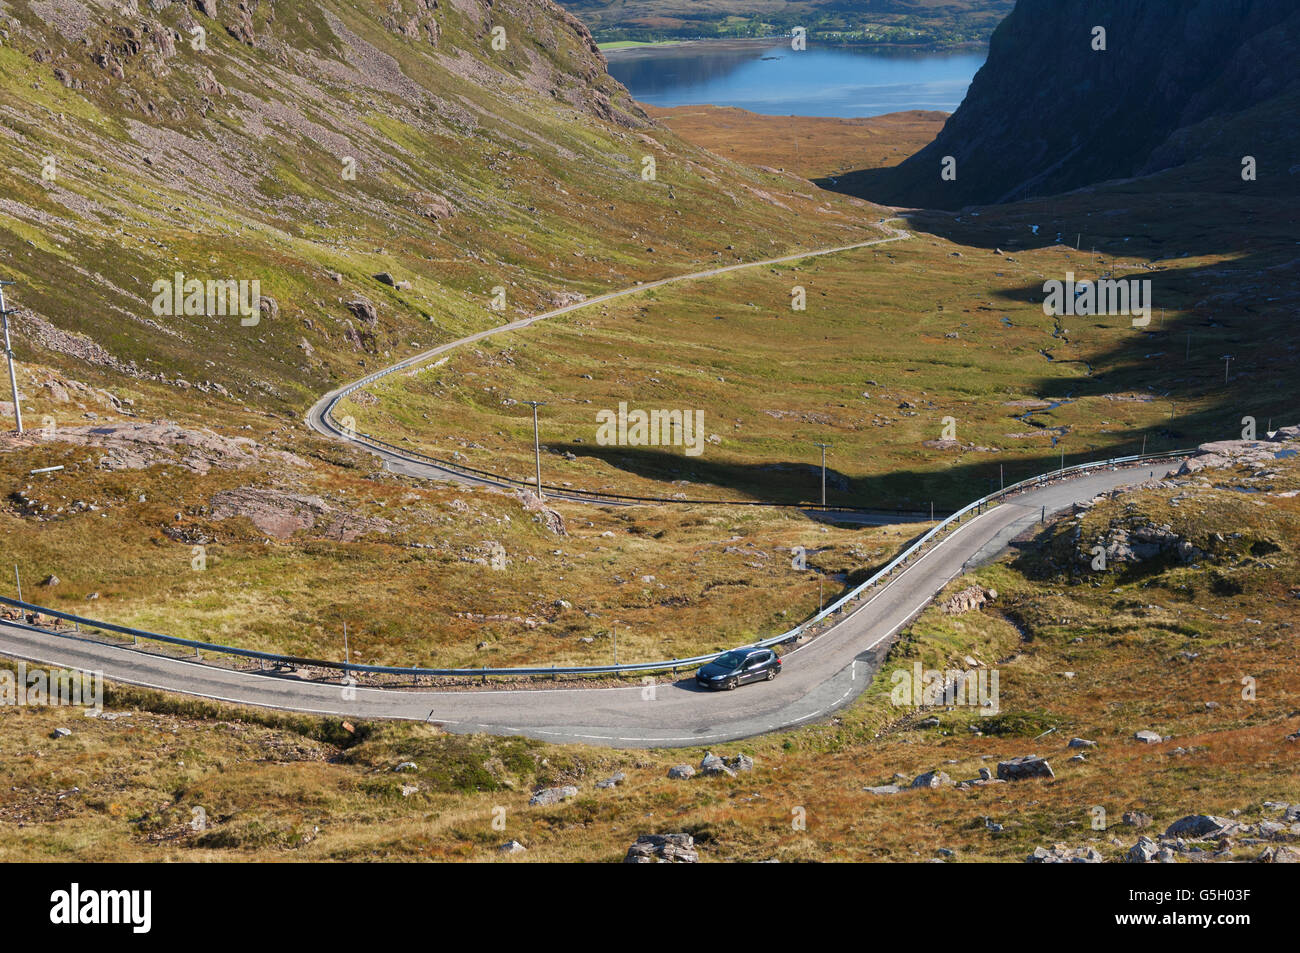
[529,785,579,807]
[1127,836,1160,863]
[624,833,698,863]
[1164,815,1232,839]
[1028,844,1103,863]
[997,755,1055,782]
[910,770,953,789]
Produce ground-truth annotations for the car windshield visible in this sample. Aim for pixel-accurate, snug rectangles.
[714,651,747,667]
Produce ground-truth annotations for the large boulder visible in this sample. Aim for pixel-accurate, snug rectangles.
[910,770,953,789]
[726,753,754,773]
[1127,836,1160,863]
[941,585,997,615]
[624,833,698,863]
[528,785,578,807]
[997,755,1055,782]
[1164,815,1232,839]
[699,752,735,778]
[1027,844,1103,863]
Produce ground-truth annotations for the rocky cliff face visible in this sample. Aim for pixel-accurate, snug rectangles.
[858,0,1300,208]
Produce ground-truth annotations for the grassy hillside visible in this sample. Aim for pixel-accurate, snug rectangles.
[338,144,1300,514]
[0,0,874,421]
[0,0,903,670]
[5,36,1295,669]
[4,442,1296,861]
[0,422,920,667]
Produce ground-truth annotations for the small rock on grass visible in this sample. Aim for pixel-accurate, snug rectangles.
[910,770,953,789]
[529,785,578,807]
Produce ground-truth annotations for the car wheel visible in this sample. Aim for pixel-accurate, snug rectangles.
[765,668,775,681]
[726,677,739,691]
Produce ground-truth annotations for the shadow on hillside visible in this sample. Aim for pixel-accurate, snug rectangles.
[551,437,1175,514]
[535,168,1298,511]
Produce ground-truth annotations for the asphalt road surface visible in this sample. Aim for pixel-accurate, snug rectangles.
[0,462,1179,747]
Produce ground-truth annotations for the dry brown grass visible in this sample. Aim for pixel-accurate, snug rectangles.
[3,457,1297,862]
[646,104,946,181]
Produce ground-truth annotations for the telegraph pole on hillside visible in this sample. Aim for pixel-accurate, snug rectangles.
[524,400,546,498]
[0,281,23,433]
[813,441,831,507]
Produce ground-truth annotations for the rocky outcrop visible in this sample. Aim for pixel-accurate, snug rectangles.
[210,487,392,540]
[910,770,953,789]
[624,833,698,863]
[518,491,566,536]
[997,755,1054,782]
[1,422,307,475]
[1176,428,1300,475]
[528,785,578,807]
[1165,815,1234,839]
[697,752,754,778]
[941,585,997,615]
[1027,844,1103,864]
[1082,520,1206,567]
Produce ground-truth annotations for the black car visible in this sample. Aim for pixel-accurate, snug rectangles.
[696,647,782,690]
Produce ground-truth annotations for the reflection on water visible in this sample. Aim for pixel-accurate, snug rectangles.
[607,41,985,118]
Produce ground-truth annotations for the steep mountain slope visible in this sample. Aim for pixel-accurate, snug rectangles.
[0,0,874,417]
[843,0,1300,208]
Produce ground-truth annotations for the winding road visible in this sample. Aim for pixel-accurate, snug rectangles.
[0,462,1178,746]
[0,220,1183,746]
[304,220,914,498]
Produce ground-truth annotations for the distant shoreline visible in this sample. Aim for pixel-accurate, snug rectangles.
[599,36,989,58]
